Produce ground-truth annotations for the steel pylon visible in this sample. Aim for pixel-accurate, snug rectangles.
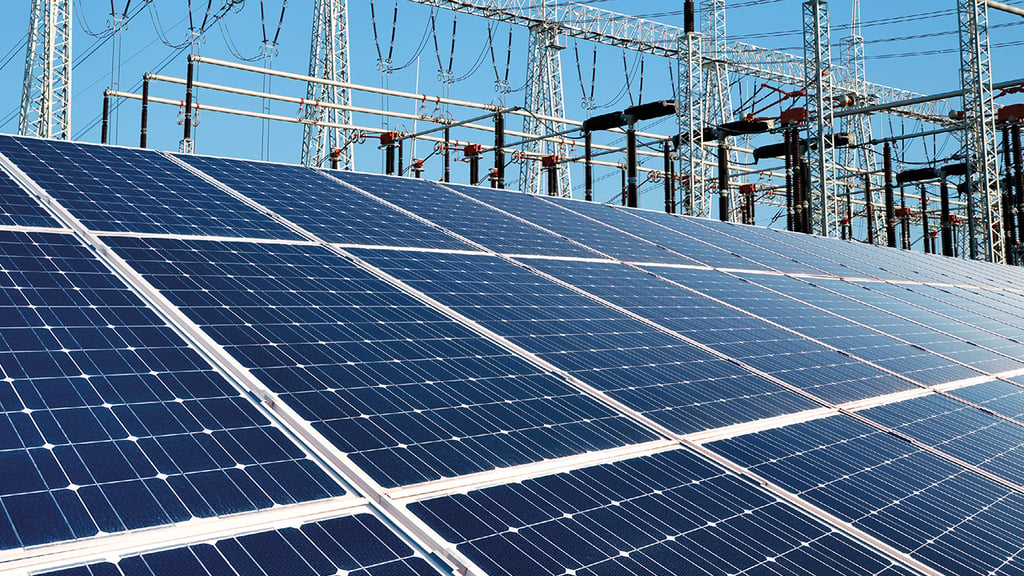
[20,0,72,140]
[522,20,571,196]
[302,0,355,169]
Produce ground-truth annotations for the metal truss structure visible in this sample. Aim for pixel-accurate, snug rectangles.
[522,19,572,196]
[959,0,1002,263]
[803,1,837,237]
[302,0,355,169]
[703,0,735,219]
[20,0,73,140]
[678,32,707,217]
[839,0,882,243]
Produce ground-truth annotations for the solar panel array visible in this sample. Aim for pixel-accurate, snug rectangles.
[3,133,1024,575]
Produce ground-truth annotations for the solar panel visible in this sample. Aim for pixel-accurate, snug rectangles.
[526,258,912,404]
[353,248,820,434]
[455,186,697,264]
[950,379,1024,420]
[0,231,345,550]
[640,265,972,389]
[776,276,1024,374]
[0,136,299,239]
[876,282,1024,341]
[594,206,834,274]
[104,235,656,487]
[410,448,919,576]
[330,176,598,257]
[861,393,1024,486]
[709,414,1024,575]
[725,273,994,384]
[180,155,473,250]
[35,512,445,576]
[0,167,59,228]
[653,216,866,276]
[826,281,1024,362]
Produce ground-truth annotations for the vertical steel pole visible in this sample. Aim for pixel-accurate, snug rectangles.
[443,128,451,183]
[627,124,638,208]
[941,174,954,256]
[494,112,505,190]
[921,184,931,254]
[584,132,593,202]
[664,142,674,213]
[140,77,150,148]
[883,142,897,247]
[182,58,195,152]
[100,91,110,145]
[865,173,875,244]
[718,138,730,222]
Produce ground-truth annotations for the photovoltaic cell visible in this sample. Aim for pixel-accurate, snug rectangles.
[355,249,818,434]
[0,231,344,550]
[653,216,864,276]
[950,379,1024,420]
[784,277,1024,375]
[527,258,909,404]
[730,273,988,384]
[455,186,696,264]
[710,414,1024,576]
[736,226,909,280]
[105,236,655,488]
[180,155,473,250]
[875,282,1024,343]
[827,281,1024,365]
[860,393,1024,486]
[36,512,444,576]
[0,168,58,228]
[342,177,598,257]
[0,136,299,239]
[601,206,829,273]
[411,448,918,576]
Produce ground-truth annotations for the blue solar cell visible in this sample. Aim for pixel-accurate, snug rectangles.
[453,186,696,264]
[411,448,918,576]
[553,201,781,271]
[105,235,655,487]
[709,414,1024,575]
[721,272,989,385]
[861,393,1024,486]
[529,258,910,404]
[180,154,473,250]
[0,136,299,239]
[825,281,1024,370]
[775,275,1023,374]
[319,175,599,257]
[35,513,446,576]
[951,379,1024,420]
[0,231,344,550]
[354,248,826,434]
[0,168,59,228]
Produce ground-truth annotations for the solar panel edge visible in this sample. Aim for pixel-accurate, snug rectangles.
[1,496,370,575]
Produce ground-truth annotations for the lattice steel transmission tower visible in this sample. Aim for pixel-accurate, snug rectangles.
[522,19,571,196]
[20,0,72,140]
[678,30,706,217]
[803,0,837,237]
[838,0,880,242]
[302,0,354,169]
[701,0,734,219]
[958,0,1002,262]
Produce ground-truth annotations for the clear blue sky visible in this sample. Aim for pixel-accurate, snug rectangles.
[0,1,1022,214]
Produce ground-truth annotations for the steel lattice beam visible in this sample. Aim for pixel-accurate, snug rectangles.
[302,0,355,169]
[678,32,708,217]
[959,0,1002,262]
[839,0,882,243]
[522,20,572,196]
[804,0,838,237]
[411,0,950,125]
[20,0,72,140]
